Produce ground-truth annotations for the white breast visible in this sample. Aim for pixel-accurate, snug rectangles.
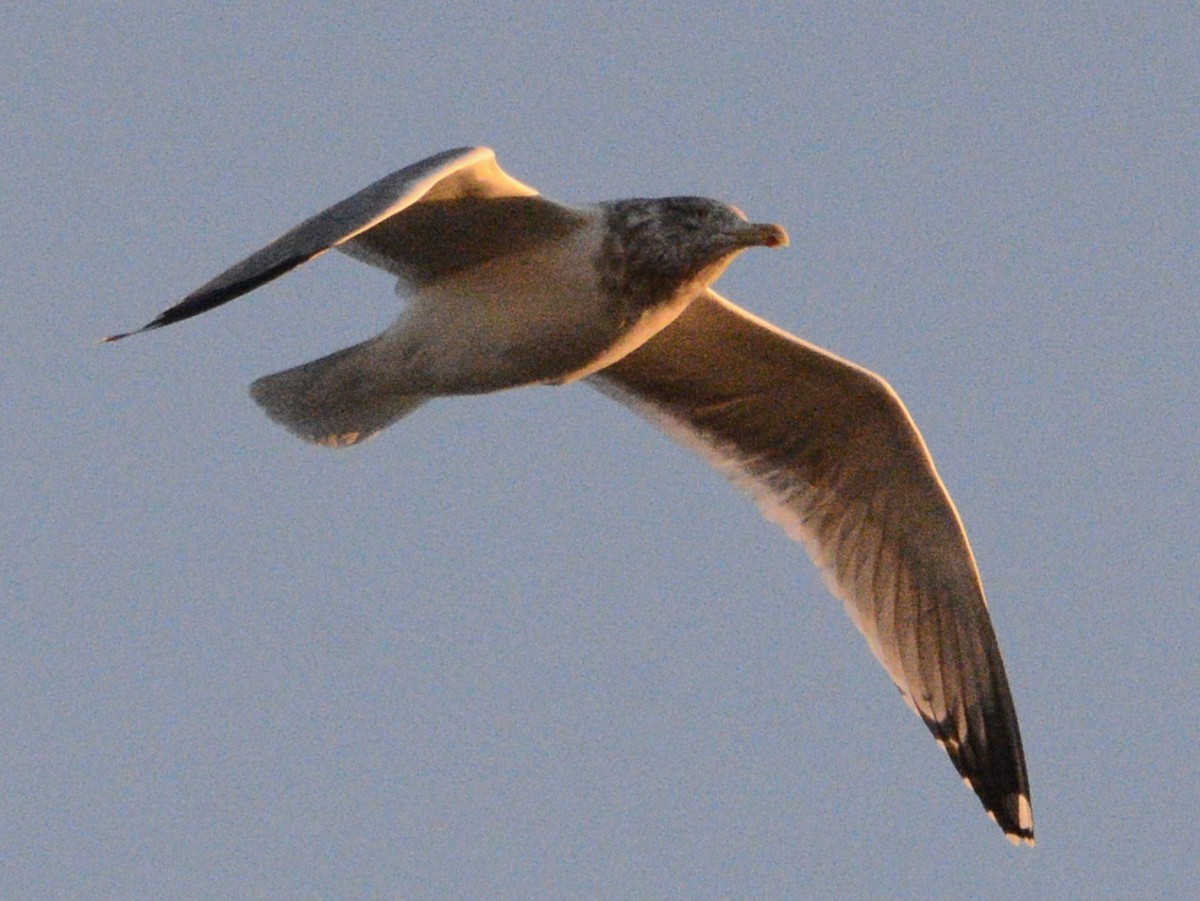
[378,214,690,393]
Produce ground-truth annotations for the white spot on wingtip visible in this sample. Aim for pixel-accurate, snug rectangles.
[1002,794,1035,847]
[318,431,364,448]
[1018,793,1033,830]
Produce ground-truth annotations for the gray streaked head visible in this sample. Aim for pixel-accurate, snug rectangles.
[596,197,788,311]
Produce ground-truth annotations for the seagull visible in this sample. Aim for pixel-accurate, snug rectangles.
[107,146,1034,844]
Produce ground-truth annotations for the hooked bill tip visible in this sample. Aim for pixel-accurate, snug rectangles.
[753,223,789,248]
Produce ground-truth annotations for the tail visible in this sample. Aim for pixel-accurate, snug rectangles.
[249,339,428,447]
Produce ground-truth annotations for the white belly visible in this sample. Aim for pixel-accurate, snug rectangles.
[380,216,692,394]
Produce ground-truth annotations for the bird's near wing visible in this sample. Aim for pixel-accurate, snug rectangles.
[589,290,1034,844]
[104,146,541,340]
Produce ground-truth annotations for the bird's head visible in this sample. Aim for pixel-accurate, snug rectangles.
[597,197,788,309]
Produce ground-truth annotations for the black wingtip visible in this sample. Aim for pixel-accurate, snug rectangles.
[100,318,164,344]
[1001,791,1036,847]
[974,779,1034,846]
[107,251,310,345]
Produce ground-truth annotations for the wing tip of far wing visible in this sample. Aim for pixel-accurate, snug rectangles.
[101,319,165,344]
[104,247,314,343]
[101,309,188,345]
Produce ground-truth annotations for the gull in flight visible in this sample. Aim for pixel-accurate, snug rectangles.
[107,146,1033,844]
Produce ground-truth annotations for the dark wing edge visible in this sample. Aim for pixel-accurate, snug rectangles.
[589,290,1034,844]
[103,146,507,341]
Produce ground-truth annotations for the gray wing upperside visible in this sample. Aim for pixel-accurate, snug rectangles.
[104,146,551,340]
[588,290,1033,844]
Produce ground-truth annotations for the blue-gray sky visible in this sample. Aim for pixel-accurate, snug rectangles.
[4,3,1196,897]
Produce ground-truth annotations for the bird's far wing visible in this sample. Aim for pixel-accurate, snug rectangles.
[104,146,540,340]
[588,290,1033,844]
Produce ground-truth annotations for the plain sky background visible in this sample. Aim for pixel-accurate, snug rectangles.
[3,3,1196,898]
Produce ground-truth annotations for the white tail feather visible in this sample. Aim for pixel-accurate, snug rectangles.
[249,340,427,447]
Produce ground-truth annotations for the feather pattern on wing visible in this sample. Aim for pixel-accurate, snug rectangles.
[105,147,543,339]
[590,290,1033,843]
